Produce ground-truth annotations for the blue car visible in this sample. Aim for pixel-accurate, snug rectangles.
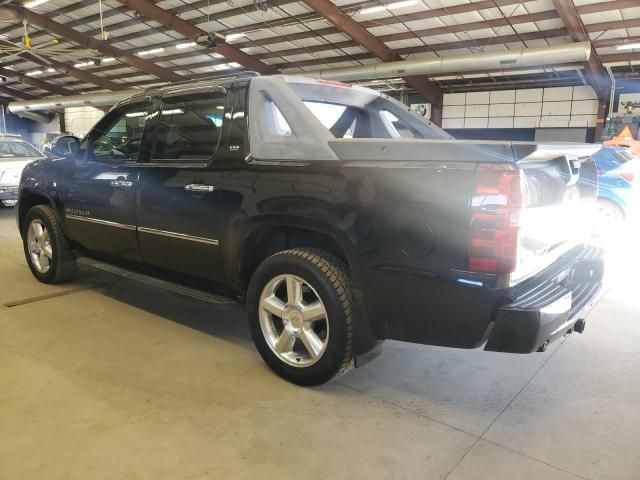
[592,146,639,232]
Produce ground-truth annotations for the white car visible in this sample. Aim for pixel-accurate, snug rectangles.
[0,136,45,207]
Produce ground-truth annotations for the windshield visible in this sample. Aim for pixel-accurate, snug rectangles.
[288,81,451,140]
[0,141,42,158]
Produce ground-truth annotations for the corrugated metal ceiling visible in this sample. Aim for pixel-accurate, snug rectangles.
[0,0,637,100]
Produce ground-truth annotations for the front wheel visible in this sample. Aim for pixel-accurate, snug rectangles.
[246,248,354,386]
[22,205,77,284]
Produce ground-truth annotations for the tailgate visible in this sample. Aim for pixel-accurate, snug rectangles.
[510,143,600,285]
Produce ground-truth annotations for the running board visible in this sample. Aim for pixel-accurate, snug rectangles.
[79,258,236,305]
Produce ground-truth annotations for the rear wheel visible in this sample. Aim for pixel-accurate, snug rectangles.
[22,205,77,284]
[247,248,354,386]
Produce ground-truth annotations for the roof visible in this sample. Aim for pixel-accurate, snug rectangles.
[0,1,637,102]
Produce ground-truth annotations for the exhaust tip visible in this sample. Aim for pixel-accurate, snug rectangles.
[574,319,586,334]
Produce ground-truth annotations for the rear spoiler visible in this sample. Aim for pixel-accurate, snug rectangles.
[328,138,601,164]
[511,143,601,162]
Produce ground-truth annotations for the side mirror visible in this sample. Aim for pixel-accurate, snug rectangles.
[52,135,81,157]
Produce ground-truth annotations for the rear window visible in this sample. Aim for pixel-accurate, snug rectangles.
[0,141,41,158]
[288,82,450,140]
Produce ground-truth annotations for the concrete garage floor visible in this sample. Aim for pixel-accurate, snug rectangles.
[0,208,638,480]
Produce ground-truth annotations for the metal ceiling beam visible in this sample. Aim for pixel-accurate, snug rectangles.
[601,52,640,63]
[302,0,443,124]
[113,0,278,75]
[0,66,74,96]
[0,8,574,73]
[0,84,38,101]
[232,10,559,52]
[595,36,640,49]
[0,39,125,92]
[7,27,621,96]
[0,0,107,38]
[0,0,575,55]
[1,6,182,83]
[0,0,628,55]
[0,0,554,76]
[0,0,627,73]
[577,0,640,14]
[38,57,126,91]
[552,0,610,98]
[552,0,610,140]
[585,18,640,32]
[0,0,626,97]
[3,26,572,86]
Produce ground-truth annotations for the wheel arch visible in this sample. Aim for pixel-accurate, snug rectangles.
[230,220,381,359]
[234,222,358,292]
[17,191,57,234]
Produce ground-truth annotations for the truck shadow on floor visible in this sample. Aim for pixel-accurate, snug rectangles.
[80,267,255,353]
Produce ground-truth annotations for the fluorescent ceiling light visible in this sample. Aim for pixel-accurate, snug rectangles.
[46,68,55,73]
[102,57,115,63]
[176,42,196,49]
[24,0,49,8]
[359,5,385,14]
[73,61,94,68]
[225,33,246,42]
[138,47,164,56]
[616,43,640,50]
[359,0,418,14]
[125,112,147,118]
[161,108,184,115]
[212,63,232,71]
[26,70,43,76]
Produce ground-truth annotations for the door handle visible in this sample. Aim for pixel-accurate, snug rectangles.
[184,184,215,193]
[111,180,133,188]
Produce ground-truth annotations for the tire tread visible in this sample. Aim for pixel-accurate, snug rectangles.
[24,205,77,284]
[260,248,355,381]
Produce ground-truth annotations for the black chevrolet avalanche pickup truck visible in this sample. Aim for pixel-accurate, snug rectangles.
[16,75,605,385]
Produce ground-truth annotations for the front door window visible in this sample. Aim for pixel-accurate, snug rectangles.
[88,102,154,163]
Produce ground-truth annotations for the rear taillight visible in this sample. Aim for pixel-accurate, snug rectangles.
[620,172,634,183]
[468,164,525,274]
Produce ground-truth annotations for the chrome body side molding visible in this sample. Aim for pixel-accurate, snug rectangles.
[66,214,137,231]
[138,226,219,246]
[66,215,219,245]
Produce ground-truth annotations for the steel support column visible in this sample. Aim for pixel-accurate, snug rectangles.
[551,0,609,100]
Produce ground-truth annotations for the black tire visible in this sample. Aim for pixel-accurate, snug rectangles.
[22,205,77,284]
[247,248,354,386]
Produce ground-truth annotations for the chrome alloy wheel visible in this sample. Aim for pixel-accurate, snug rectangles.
[27,219,53,274]
[258,274,329,367]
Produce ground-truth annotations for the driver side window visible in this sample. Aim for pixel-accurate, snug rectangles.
[88,101,154,163]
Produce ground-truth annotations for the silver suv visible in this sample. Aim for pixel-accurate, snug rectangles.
[0,136,45,207]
